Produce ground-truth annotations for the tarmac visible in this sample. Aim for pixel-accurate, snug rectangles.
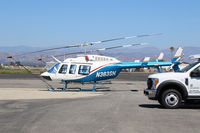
[0,73,200,133]
[0,72,151,81]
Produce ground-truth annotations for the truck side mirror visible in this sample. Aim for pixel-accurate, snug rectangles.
[190,71,200,77]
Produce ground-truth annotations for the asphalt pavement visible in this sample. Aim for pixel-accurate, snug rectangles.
[0,73,200,133]
[0,72,151,81]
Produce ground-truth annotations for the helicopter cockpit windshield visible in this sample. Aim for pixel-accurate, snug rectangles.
[48,63,60,73]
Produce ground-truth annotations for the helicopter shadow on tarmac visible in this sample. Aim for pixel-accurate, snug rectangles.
[39,86,139,92]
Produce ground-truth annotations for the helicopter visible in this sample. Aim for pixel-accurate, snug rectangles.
[40,47,183,91]
[7,33,183,91]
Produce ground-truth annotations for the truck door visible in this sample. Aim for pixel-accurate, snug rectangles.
[189,66,200,95]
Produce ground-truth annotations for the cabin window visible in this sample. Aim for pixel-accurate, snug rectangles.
[59,64,68,74]
[69,65,77,74]
[78,65,91,75]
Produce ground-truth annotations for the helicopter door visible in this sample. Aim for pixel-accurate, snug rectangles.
[66,65,77,79]
[69,65,77,74]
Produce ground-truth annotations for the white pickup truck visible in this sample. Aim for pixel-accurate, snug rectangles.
[144,57,200,109]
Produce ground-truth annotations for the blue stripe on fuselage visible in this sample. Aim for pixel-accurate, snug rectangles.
[67,61,174,82]
[73,64,121,82]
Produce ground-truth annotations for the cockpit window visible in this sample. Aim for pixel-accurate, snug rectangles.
[78,65,91,75]
[47,63,60,73]
[69,65,77,74]
[59,64,68,74]
[180,62,199,72]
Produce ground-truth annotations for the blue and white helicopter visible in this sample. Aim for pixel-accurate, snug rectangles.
[7,33,183,91]
[40,46,183,91]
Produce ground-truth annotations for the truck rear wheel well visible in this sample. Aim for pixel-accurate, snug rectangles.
[157,83,187,100]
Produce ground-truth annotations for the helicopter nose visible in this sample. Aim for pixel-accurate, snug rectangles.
[40,72,52,81]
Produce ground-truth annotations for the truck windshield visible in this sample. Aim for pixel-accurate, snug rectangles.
[179,62,199,72]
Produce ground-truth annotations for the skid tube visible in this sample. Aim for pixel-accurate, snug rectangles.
[48,81,97,92]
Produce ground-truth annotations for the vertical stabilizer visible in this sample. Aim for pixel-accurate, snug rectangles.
[157,52,164,62]
[166,47,183,72]
[171,47,183,62]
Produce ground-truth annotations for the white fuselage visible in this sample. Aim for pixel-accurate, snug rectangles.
[41,55,120,81]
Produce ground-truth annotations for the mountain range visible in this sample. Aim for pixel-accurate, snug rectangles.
[0,45,199,65]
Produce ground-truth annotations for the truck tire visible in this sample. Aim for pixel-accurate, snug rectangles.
[160,89,182,109]
[158,98,162,105]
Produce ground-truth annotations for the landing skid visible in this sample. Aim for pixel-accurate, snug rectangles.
[79,89,97,92]
[48,81,98,92]
[48,88,97,92]
[48,88,55,91]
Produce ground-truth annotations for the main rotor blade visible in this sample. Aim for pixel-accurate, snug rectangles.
[7,45,81,59]
[52,43,147,58]
[7,33,161,58]
[100,33,162,43]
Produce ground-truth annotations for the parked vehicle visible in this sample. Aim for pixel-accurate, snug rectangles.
[144,55,200,108]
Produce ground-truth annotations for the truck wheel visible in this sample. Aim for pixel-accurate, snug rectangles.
[161,89,182,109]
[158,98,162,105]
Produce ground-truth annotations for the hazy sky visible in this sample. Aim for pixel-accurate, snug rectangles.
[0,0,199,48]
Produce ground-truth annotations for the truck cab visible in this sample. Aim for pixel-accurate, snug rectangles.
[144,56,200,109]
